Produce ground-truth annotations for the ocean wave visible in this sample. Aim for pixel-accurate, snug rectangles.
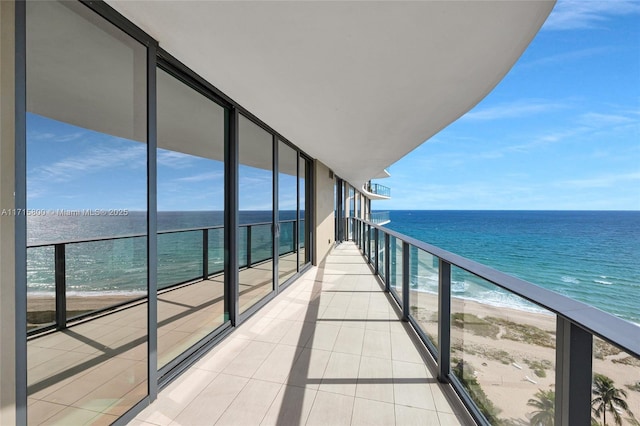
[410,283,548,314]
[452,280,469,293]
[561,276,580,284]
[594,279,613,285]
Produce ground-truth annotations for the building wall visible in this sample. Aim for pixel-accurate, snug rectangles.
[313,160,334,265]
[0,1,17,423]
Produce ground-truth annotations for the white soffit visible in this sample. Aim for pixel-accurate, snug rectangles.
[107,0,555,189]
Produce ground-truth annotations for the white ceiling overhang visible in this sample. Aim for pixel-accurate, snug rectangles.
[107,0,555,189]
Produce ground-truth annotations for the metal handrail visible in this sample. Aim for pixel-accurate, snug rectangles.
[355,217,639,357]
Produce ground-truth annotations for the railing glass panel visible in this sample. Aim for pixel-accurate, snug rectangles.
[279,221,296,256]
[250,223,274,265]
[409,247,439,350]
[389,236,403,302]
[367,183,391,198]
[449,266,557,425]
[369,226,376,265]
[27,246,55,331]
[378,231,385,280]
[238,226,248,269]
[208,227,225,276]
[66,237,147,321]
[158,231,203,289]
[592,337,640,426]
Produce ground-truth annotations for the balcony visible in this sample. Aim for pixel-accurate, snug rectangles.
[363,183,391,200]
[134,242,471,425]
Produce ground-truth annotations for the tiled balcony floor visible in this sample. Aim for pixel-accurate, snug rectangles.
[133,243,471,426]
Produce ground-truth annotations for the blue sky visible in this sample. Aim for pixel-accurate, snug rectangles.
[377,0,640,211]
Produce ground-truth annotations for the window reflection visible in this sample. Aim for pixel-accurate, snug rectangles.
[26,0,148,422]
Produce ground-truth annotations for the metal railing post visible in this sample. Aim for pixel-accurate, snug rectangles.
[555,317,593,426]
[384,233,390,292]
[246,225,252,267]
[402,241,410,321]
[202,228,209,280]
[390,237,396,289]
[54,243,67,330]
[354,218,358,246]
[438,259,451,382]
[367,224,371,262]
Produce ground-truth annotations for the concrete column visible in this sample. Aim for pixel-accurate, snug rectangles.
[0,1,17,423]
[313,160,334,265]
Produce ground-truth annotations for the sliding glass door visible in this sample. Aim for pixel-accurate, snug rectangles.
[278,141,298,285]
[156,67,228,370]
[238,115,274,314]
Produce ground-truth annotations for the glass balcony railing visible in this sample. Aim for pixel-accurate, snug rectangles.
[26,220,299,334]
[366,182,391,198]
[352,217,640,426]
[367,211,390,224]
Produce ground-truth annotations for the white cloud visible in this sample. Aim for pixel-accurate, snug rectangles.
[543,0,640,31]
[462,99,567,121]
[27,130,85,142]
[519,47,613,69]
[578,112,636,126]
[157,150,197,169]
[560,171,640,189]
[176,171,224,183]
[32,144,146,183]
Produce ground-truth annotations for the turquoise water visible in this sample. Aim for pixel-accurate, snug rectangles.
[385,210,640,324]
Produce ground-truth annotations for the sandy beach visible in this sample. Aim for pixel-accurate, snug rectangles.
[27,294,140,328]
[411,290,640,425]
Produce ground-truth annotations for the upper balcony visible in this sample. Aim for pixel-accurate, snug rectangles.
[363,182,391,200]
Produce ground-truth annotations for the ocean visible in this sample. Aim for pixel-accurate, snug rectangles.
[385,210,639,324]
[26,210,639,324]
